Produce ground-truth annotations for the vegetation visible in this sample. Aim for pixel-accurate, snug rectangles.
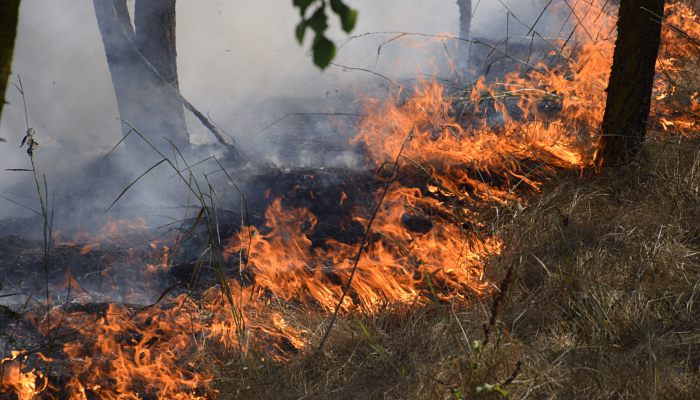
[1,2,698,399]
[292,0,358,68]
[212,132,700,399]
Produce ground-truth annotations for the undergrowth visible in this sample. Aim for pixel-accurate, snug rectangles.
[211,133,700,399]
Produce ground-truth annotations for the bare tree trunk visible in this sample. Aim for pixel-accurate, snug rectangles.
[457,0,472,40]
[93,0,189,158]
[456,0,472,71]
[596,0,665,168]
[0,0,21,123]
[134,0,179,85]
[133,0,188,151]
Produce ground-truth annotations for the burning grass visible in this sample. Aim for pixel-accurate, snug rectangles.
[213,133,700,399]
[1,1,699,399]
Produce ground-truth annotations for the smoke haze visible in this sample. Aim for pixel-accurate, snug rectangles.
[0,0,563,222]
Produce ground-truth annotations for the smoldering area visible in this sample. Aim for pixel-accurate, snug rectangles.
[0,0,577,304]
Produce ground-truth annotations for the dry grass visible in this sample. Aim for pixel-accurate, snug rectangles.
[207,132,700,400]
[207,14,700,396]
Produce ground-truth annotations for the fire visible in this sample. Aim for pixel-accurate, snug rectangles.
[0,353,46,400]
[55,217,150,254]
[146,242,171,273]
[57,301,212,400]
[2,1,698,398]
[223,196,494,314]
[654,3,700,135]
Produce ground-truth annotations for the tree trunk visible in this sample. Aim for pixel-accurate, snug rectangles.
[457,0,472,40]
[134,0,179,86]
[0,0,21,123]
[93,0,189,159]
[456,0,472,71]
[596,0,665,168]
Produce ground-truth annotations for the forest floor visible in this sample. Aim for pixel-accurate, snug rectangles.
[5,4,699,396]
[211,131,700,399]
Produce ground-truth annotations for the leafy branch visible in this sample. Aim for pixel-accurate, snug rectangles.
[292,0,358,68]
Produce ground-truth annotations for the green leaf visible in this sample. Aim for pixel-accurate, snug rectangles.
[329,0,357,32]
[306,4,328,34]
[295,21,307,44]
[293,0,315,16]
[329,0,343,14]
[312,34,336,69]
[340,8,358,32]
[476,383,493,393]
[353,319,374,344]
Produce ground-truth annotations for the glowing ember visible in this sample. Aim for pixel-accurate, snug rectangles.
[0,353,46,400]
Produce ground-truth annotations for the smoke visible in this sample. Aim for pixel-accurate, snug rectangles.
[0,0,570,224]
[0,0,587,308]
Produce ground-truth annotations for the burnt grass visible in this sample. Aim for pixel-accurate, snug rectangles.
[0,156,505,308]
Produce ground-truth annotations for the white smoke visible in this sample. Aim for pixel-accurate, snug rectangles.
[0,0,565,221]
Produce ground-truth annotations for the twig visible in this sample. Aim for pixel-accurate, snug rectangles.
[0,194,41,215]
[330,62,413,94]
[315,127,414,355]
[503,360,523,386]
[339,32,548,75]
[13,77,56,381]
[483,262,516,346]
[0,293,29,298]
[257,112,366,135]
[9,76,29,130]
[642,6,700,49]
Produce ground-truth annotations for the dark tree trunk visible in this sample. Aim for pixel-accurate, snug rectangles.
[93,0,189,159]
[596,0,665,168]
[0,0,21,122]
[456,0,472,71]
[457,0,472,40]
[134,0,179,86]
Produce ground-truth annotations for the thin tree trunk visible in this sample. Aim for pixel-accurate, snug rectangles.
[93,0,189,157]
[457,0,472,40]
[596,0,665,168]
[456,0,472,72]
[0,0,21,122]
